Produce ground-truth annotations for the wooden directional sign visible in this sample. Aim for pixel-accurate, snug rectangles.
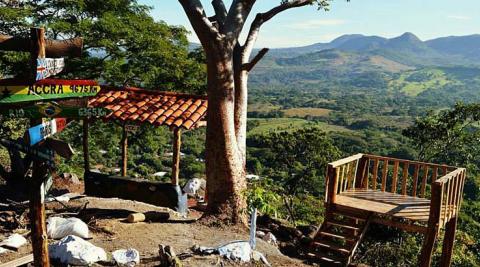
[36,58,65,81]
[27,118,67,146]
[45,139,74,159]
[0,103,110,119]
[0,79,100,104]
[0,138,54,165]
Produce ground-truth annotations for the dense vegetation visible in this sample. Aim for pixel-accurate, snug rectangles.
[1,2,479,266]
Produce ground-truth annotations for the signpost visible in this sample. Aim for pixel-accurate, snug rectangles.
[0,79,100,104]
[0,27,84,267]
[27,118,67,146]
[36,58,65,81]
[0,103,109,119]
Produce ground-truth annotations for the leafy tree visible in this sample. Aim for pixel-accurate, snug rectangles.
[403,102,480,169]
[249,127,340,224]
[0,0,206,93]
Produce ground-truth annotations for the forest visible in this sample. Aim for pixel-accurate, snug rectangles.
[0,1,479,266]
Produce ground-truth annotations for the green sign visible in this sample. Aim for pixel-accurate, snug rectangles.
[0,103,110,119]
[0,78,100,103]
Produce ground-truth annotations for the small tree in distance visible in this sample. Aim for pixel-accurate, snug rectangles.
[177,0,340,223]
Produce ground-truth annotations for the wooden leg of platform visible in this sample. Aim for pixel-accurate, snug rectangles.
[439,217,458,267]
[419,226,439,267]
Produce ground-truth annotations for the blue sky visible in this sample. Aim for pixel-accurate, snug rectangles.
[140,0,480,48]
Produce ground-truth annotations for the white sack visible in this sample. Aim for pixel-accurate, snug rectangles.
[217,241,251,262]
[49,235,107,265]
[47,217,89,240]
[0,233,27,249]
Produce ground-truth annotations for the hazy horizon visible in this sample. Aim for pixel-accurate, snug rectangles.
[140,0,480,48]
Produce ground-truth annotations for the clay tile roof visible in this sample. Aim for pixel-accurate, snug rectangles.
[89,87,207,130]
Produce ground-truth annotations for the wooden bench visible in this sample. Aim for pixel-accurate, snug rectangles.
[310,153,466,267]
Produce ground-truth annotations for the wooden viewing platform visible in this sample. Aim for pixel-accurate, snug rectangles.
[309,153,467,267]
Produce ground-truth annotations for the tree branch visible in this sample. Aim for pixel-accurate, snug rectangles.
[178,0,219,45]
[243,48,269,72]
[243,0,314,61]
[223,0,256,43]
[211,0,228,27]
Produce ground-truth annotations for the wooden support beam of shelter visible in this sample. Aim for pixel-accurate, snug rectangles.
[171,128,182,185]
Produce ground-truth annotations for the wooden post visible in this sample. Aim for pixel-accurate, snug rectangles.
[29,161,50,267]
[354,156,368,189]
[171,128,182,185]
[29,28,50,267]
[121,124,128,177]
[82,119,90,174]
[419,182,442,267]
[439,216,458,267]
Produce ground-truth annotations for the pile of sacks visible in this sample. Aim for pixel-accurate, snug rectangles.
[47,216,139,266]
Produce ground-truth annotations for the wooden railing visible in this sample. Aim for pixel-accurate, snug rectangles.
[432,168,467,227]
[325,154,466,223]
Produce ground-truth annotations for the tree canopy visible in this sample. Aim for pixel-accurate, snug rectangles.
[0,0,206,93]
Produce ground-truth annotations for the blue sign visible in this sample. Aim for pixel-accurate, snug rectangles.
[27,118,66,146]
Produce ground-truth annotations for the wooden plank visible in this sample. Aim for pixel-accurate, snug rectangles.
[391,161,399,193]
[27,118,67,146]
[381,159,389,192]
[45,139,74,159]
[401,162,409,195]
[354,157,368,189]
[372,159,379,190]
[420,165,429,198]
[171,128,182,185]
[0,138,54,164]
[0,254,34,267]
[0,79,100,104]
[412,164,420,197]
[371,216,428,234]
[329,153,363,168]
[0,35,82,57]
[363,154,457,170]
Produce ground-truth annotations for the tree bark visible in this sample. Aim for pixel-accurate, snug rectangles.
[205,50,247,223]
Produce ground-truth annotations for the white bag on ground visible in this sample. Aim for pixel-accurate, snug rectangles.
[217,241,251,262]
[49,235,107,265]
[112,248,140,267]
[0,233,27,249]
[47,217,89,239]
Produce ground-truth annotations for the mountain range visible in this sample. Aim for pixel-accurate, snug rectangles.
[266,32,480,67]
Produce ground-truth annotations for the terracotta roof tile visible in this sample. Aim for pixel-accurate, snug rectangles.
[89,87,207,130]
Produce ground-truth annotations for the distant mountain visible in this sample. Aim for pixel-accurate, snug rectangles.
[426,34,480,61]
[267,33,480,67]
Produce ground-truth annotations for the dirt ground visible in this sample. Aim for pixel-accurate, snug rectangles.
[0,195,310,266]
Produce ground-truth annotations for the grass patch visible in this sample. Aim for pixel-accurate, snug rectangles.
[282,107,331,118]
[389,68,457,96]
[248,118,351,136]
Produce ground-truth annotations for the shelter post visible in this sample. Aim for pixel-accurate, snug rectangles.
[171,128,182,185]
[83,119,90,173]
[121,123,128,177]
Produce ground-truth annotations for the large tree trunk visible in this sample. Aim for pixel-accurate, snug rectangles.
[205,51,247,224]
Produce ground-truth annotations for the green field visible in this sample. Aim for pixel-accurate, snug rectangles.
[282,107,331,118]
[247,118,351,136]
[389,68,455,96]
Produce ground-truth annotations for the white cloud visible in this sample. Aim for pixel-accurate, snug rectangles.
[447,15,471,21]
[289,19,347,29]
